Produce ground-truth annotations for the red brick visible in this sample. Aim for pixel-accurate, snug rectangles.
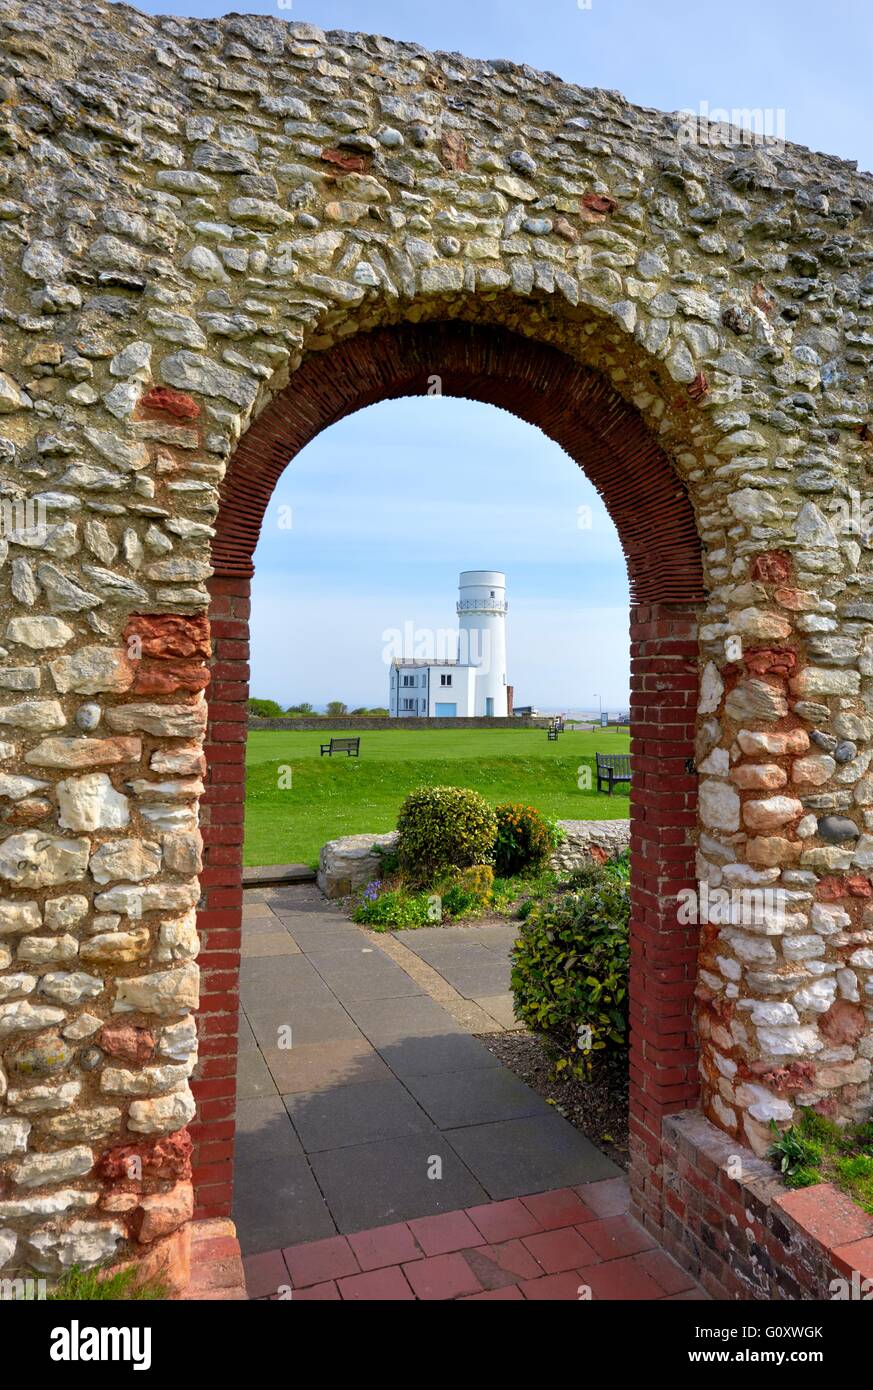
[524,1226,601,1274]
[291,1280,340,1301]
[461,1285,525,1300]
[282,1234,358,1288]
[580,1215,657,1261]
[519,1271,588,1300]
[407,1209,482,1256]
[465,1197,544,1243]
[337,1266,415,1301]
[243,1249,288,1300]
[520,1188,596,1230]
[578,1254,666,1300]
[402,1252,482,1300]
[347,1222,423,1272]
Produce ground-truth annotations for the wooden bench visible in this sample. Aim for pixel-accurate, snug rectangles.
[596,751,631,794]
[320,737,360,757]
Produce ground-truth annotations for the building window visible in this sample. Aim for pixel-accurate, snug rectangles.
[402,674,415,687]
[402,698,416,711]
[440,674,452,687]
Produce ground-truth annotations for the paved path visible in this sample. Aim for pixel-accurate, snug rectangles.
[235,884,705,1300]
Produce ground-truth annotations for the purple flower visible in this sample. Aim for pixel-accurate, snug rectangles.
[363,880,382,901]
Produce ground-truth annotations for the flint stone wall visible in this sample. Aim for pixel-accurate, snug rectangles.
[0,0,869,1278]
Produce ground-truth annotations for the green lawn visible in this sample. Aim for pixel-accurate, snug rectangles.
[244,727,631,867]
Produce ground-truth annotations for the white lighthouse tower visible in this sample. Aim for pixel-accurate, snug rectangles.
[457,570,508,717]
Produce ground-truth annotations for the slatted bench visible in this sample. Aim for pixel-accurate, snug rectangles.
[596,751,631,794]
[320,737,360,757]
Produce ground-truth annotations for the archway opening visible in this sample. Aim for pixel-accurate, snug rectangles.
[194,320,705,1245]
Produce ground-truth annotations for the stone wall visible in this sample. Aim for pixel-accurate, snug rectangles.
[249,715,549,731]
[0,0,869,1282]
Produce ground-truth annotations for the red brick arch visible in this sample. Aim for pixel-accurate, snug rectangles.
[194,320,705,1237]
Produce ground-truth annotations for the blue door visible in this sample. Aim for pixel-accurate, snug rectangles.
[435,703,457,717]
[486,697,494,716]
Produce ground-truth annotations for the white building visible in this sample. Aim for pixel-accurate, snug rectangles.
[389,570,509,718]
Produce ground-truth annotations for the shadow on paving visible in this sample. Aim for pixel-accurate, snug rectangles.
[232,885,618,1255]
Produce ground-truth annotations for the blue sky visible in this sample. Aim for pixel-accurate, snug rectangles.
[127,0,870,710]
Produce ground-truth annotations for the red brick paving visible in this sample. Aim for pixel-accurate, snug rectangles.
[244,1179,707,1301]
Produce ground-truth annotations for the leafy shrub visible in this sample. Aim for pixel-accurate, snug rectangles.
[396,786,496,882]
[511,877,630,1077]
[494,802,556,876]
[352,882,434,930]
[248,698,286,718]
[438,864,495,919]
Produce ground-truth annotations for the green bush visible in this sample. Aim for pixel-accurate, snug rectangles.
[248,698,286,718]
[511,876,630,1077]
[352,885,434,930]
[493,802,556,877]
[437,864,494,919]
[396,785,497,882]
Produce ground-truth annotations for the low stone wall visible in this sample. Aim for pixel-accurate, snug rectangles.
[317,819,631,898]
[250,716,550,731]
[649,1111,873,1300]
[551,819,631,872]
[317,832,398,898]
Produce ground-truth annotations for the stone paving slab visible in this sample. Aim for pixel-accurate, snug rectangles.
[308,1133,490,1233]
[375,1033,506,1082]
[283,1077,435,1153]
[444,1115,619,1199]
[235,1096,304,1166]
[243,1180,707,1301]
[234,1154,336,1252]
[400,1067,553,1129]
[257,1039,395,1097]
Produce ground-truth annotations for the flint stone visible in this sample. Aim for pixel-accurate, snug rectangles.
[0,900,40,935]
[127,1085,197,1134]
[25,736,141,769]
[106,701,207,738]
[89,838,161,885]
[49,647,134,695]
[113,962,199,1017]
[817,816,860,843]
[0,832,90,887]
[56,773,129,832]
